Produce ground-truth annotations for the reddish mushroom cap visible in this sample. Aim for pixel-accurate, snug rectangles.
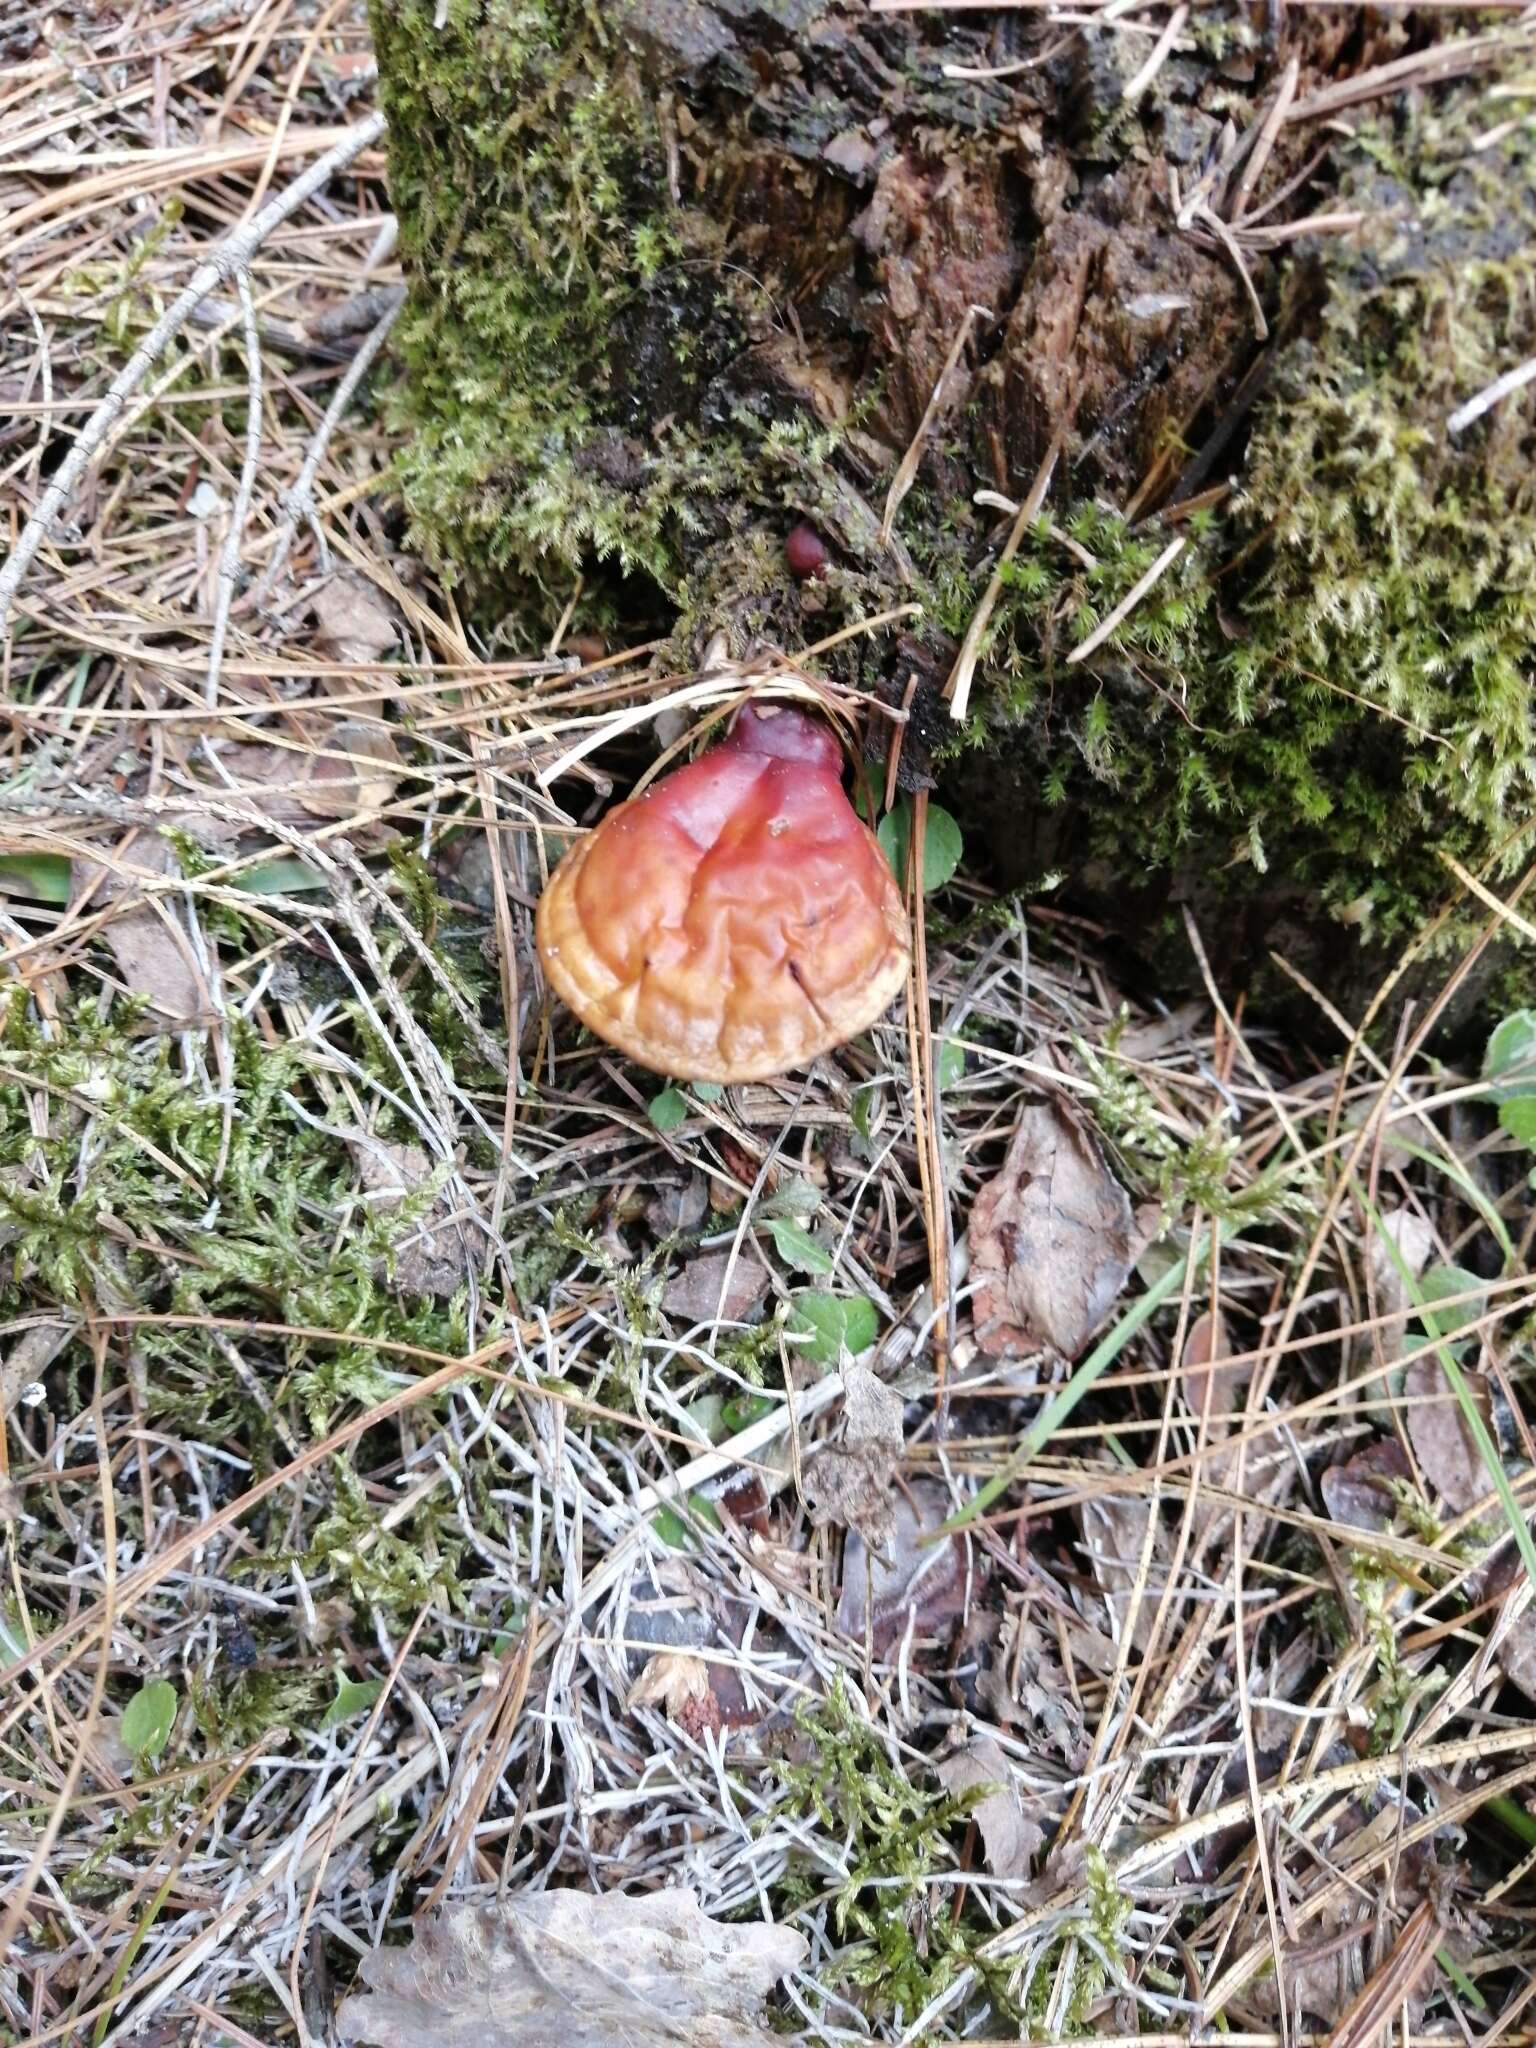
[535,701,911,1082]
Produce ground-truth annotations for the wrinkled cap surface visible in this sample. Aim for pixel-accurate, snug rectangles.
[536,701,911,1081]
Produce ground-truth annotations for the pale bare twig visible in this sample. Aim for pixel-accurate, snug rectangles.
[0,111,385,628]
[204,271,264,705]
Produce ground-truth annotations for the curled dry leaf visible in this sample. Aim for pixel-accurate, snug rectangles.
[837,1476,977,1655]
[1403,1357,1495,1516]
[1320,1436,1412,1534]
[350,1139,486,1298]
[336,1891,806,2048]
[628,1652,722,1738]
[1363,1205,1436,1405]
[969,1098,1153,1359]
[802,1358,904,1548]
[979,1608,1088,1768]
[72,837,208,1029]
[936,1734,1044,1879]
[661,1251,769,1326]
[624,1567,780,1729]
[312,568,401,669]
[1080,1482,1164,1652]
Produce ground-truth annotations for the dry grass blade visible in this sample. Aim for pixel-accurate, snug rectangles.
[944,433,1061,722]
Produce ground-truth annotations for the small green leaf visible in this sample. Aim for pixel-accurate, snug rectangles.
[1500,1096,1536,1149]
[237,856,328,896]
[122,1678,177,1760]
[320,1675,384,1731]
[0,852,70,904]
[1414,1264,1484,1343]
[1483,1010,1536,1101]
[721,1392,776,1433]
[651,1504,689,1547]
[757,1175,823,1220]
[936,1037,968,1090]
[851,1085,874,1144]
[650,1492,722,1549]
[648,1086,689,1132]
[768,1217,834,1275]
[692,1082,724,1103]
[878,799,964,894]
[788,1290,879,1366]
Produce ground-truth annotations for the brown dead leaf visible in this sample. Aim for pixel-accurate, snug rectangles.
[1404,1357,1495,1515]
[292,719,402,819]
[351,1138,486,1297]
[802,1359,903,1548]
[979,1609,1088,1768]
[629,1651,716,1734]
[969,1099,1152,1359]
[662,1252,768,1325]
[1181,1310,1248,1428]
[2,1319,73,1423]
[1320,1437,1412,1534]
[72,837,210,1029]
[646,1173,709,1238]
[1498,1613,1536,1702]
[1181,1310,1251,1497]
[936,1735,1044,1879]
[837,1477,978,1655]
[1080,1483,1164,1652]
[623,1567,779,1730]
[312,569,400,668]
[196,720,401,826]
[336,1891,806,2048]
[1244,1895,1373,2023]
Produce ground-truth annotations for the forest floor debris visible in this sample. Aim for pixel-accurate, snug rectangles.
[2,4,1536,2045]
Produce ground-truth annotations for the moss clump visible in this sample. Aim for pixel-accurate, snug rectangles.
[972,89,1536,949]
[371,0,826,625]
[366,0,686,597]
[769,1681,1017,2027]
[0,978,480,1543]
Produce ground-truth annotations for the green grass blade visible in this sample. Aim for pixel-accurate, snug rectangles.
[940,1221,1221,1536]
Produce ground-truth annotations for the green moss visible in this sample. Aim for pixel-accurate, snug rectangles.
[371,0,772,613]
[368,0,678,594]
[368,0,926,657]
[0,979,479,1558]
[973,90,1536,947]
[769,1681,1020,2028]
[374,5,1536,971]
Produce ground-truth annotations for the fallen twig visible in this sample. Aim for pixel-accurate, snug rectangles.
[1447,352,1536,435]
[944,432,1061,724]
[1066,534,1185,664]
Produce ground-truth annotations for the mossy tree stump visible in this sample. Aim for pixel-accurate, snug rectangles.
[368,0,1536,1024]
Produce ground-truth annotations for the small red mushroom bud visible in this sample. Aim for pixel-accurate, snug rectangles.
[785,523,829,580]
[535,698,910,1082]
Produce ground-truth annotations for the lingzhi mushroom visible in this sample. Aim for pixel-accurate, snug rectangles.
[535,700,910,1083]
